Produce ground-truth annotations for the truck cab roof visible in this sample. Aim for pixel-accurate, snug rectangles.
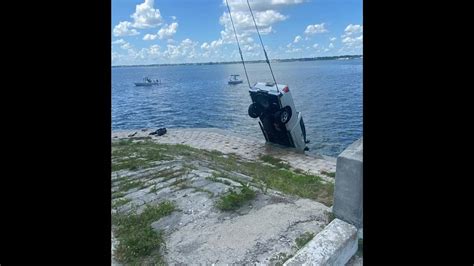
[250,82,288,95]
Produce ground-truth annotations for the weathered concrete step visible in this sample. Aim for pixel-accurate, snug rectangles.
[284,218,358,266]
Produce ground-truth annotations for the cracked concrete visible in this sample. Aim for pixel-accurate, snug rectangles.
[113,161,330,263]
[111,128,347,264]
[164,198,328,264]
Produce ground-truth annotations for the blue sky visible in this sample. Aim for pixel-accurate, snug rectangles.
[112,0,362,66]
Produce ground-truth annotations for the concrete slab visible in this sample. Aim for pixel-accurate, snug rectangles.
[284,218,358,266]
[111,128,345,264]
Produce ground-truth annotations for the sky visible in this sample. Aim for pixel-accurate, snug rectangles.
[112,0,362,66]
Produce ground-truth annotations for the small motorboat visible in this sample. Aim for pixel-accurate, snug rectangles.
[134,77,161,86]
[228,74,243,85]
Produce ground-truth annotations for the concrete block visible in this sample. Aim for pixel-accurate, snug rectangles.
[333,138,363,228]
[284,218,358,266]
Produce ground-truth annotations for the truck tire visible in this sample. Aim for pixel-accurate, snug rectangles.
[248,103,263,118]
[275,107,292,124]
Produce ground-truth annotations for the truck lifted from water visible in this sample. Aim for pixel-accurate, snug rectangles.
[248,82,309,152]
[226,0,309,152]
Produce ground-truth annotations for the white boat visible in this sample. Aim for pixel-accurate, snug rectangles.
[228,74,243,85]
[134,77,161,86]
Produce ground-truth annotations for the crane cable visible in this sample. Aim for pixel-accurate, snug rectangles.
[246,0,279,92]
[225,0,252,89]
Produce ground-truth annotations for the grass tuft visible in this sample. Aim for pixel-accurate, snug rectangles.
[260,155,290,169]
[112,201,175,264]
[321,170,336,178]
[216,184,256,211]
[295,232,315,249]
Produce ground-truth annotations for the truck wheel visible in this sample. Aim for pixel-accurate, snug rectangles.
[248,103,263,118]
[275,107,292,124]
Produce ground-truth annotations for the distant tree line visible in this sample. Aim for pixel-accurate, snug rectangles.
[112,55,362,68]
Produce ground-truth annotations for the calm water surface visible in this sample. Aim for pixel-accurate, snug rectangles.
[112,59,362,157]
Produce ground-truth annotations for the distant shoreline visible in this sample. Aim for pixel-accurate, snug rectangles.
[112,54,362,68]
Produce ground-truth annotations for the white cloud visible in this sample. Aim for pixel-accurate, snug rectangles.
[112,39,126,45]
[113,21,140,37]
[211,39,223,48]
[163,44,179,58]
[201,39,224,51]
[113,38,202,65]
[113,0,168,38]
[113,46,153,65]
[293,35,302,43]
[200,41,219,58]
[313,43,319,49]
[196,0,304,63]
[224,0,303,12]
[219,10,287,38]
[342,37,351,44]
[330,37,336,42]
[342,35,362,46]
[271,0,304,4]
[120,42,132,50]
[256,10,288,28]
[343,24,362,37]
[324,48,329,52]
[113,0,312,65]
[163,38,199,60]
[213,0,299,48]
[201,42,210,50]
[286,43,292,48]
[243,42,259,52]
[148,44,161,55]
[340,33,363,54]
[112,51,121,62]
[286,47,302,53]
[158,22,178,39]
[241,37,254,45]
[131,0,163,28]
[329,43,334,49]
[181,38,193,46]
[304,23,327,35]
[143,34,158,41]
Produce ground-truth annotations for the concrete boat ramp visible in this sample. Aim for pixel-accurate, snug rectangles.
[111,128,361,265]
